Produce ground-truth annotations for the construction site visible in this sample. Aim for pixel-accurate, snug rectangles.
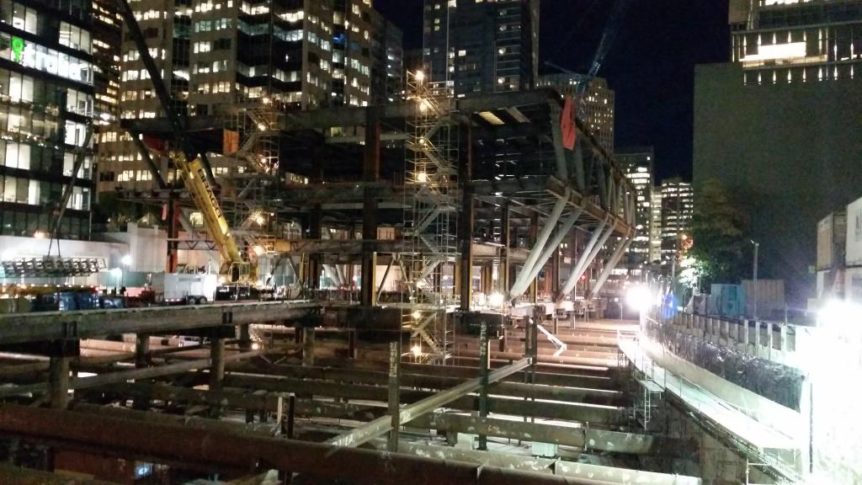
[0,0,849,484]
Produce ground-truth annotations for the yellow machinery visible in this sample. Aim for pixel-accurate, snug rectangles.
[170,150,253,283]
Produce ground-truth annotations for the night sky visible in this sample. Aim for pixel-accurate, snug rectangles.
[373,0,731,182]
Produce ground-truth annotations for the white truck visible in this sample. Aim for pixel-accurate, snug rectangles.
[149,272,218,305]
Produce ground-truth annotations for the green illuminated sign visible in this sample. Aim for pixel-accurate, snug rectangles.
[11,36,24,63]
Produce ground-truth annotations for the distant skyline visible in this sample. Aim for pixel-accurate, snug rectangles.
[373,0,730,182]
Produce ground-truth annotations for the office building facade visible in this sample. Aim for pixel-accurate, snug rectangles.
[0,0,95,239]
[537,73,615,153]
[730,0,862,85]
[649,190,663,264]
[616,147,654,274]
[370,9,403,104]
[98,0,390,193]
[695,2,862,303]
[422,0,539,95]
[660,178,694,265]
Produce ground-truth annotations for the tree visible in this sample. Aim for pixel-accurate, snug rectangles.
[689,178,751,287]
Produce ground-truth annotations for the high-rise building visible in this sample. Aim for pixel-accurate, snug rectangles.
[694,2,862,303]
[537,73,615,153]
[98,0,385,193]
[649,190,663,264]
[0,0,95,239]
[91,0,122,122]
[660,178,694,265]
[422,0,540,95]
[370,9,403,104]
[730,0,862,85]
[616,147,654,275]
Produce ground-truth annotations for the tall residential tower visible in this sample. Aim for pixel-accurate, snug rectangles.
[422,0,540,95]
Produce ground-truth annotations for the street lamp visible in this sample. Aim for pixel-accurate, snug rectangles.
[750,240,759,321]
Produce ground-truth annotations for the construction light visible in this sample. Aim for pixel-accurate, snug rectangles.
[412,310,422,320]
[252,245,265,257]
[257,123,267,131]
[415,171,428,183]
[415,70,425,83]
[625,285,652,312]
[418,98,432,113]
[488,292,504,307]
[818,299,862,327]
[121,254,133,267]
[33,231,47,239]
[411,344,422,357]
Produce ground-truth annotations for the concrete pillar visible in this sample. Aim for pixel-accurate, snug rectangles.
[766,322,774,357]
[302,327,315,367]
[754,321,761,348]
[48,356,71,409]
[779,324,787,352]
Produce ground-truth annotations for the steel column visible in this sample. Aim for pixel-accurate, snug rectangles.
[302,328,315,367]
[509,197,568,299]
[518,209,583,296]
[589,237,633,299]
[210,337,225,391]
[387,339,401,451]
[478,322,490,450]
[557,221,614,302]
[48,356,70,409]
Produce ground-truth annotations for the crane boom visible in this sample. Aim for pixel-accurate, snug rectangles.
[173,152,247,276]
[116,0,252,283]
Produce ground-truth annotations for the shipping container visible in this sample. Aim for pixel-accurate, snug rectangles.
[846,196,862,267]
[741,279,785,320]
[816,212,846,271]
[707,284,744,319]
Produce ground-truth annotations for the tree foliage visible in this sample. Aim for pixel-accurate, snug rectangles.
[689,178,751,286]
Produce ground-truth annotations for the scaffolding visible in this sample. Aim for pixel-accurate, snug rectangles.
[401,70,459,362]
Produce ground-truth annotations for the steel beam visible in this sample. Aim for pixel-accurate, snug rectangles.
[383,441,700,485]
[557,221,614,302]
[0,464,114,484]
[0,351,260,398]
[227,361,617,391]
[590,238,634,298]
[509,197,568,299]
[326,358,532,448]
[413,414,654,454]
[518,209,583,294]
[589,238,633,299]
[0,405,594,485]
[0,301,319,345]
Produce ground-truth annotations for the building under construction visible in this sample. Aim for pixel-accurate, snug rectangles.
[0,1,829,484]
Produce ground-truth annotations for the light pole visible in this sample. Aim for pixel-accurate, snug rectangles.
[750,240,759,321]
